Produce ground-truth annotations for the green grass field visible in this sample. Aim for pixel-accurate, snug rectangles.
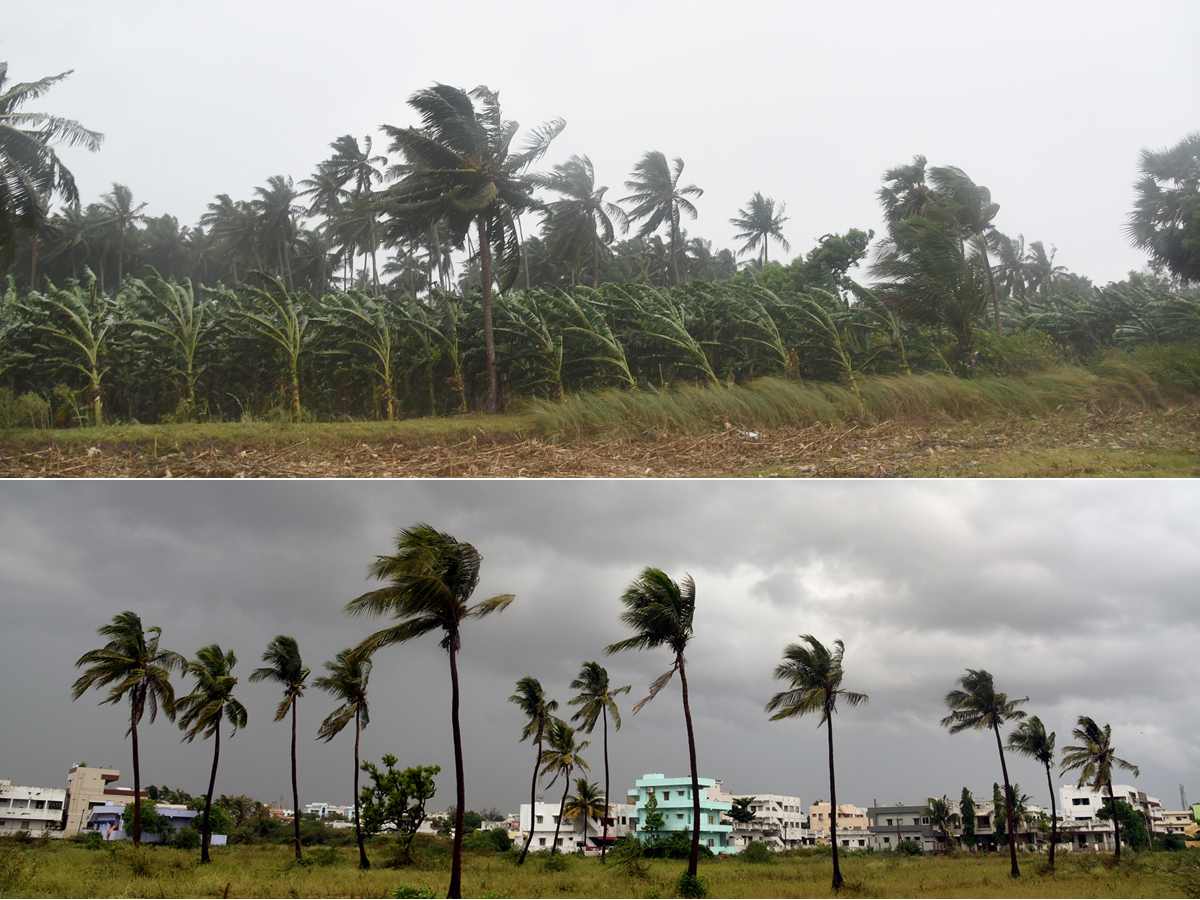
[3,841,1197,899]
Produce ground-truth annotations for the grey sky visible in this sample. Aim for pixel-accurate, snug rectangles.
[2,480,1196,817]
[7,2,1200,287]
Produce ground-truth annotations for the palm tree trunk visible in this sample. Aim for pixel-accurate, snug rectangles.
[201,725,220,863]
[291,702,301,860]
[601,706,610,863]
[827,713,842,890]
[669,226,681,287]
[478,217,499,415]
[992,722,1020,877]
[1043,762,1056,869]
[592,230,600,289]
[979,236,1001,335]
[551,770,571,854]
[678,656,701,877]
[355,707,369,869]
[1108,780,1122,862]
[130,700,141,847]
[517,737,541,865]
[448,643,466,899]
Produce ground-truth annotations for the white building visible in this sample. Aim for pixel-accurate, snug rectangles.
[0,780,67,837]
[303,801,353,819]
[723,791,806,851]
[1059,783,1163,834]
[519,799,635,853]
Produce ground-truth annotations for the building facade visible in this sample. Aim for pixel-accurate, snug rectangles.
[63,766,145,836]
[518,800,635,853]
[629,773,734,853]
[725,792,806,851]
[0,780,67,837]
[807,801,870,849]
[84,801,227,845]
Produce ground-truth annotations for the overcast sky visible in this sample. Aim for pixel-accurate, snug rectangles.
[7,2,1199,288]
[2,480,1196,818]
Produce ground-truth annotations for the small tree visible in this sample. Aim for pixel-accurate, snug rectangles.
[728,797,757,824]
[122,800,170,840]
[641,791,664,843]
[359,756,439,864]
[1098,799,1150,851]
[960,788,977,850]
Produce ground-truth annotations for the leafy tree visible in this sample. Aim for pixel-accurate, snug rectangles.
[249,635,310,860]
[641,790,665,841]
[175,644,247,863]
[623,152,703,286]
[358,756,439,864]
[344,523,514,899]
[186,797,234,836]
[730,192,789,267]
[1061,715,1140,862]
[567,662,630,862]
[314,647,372,868]
[508,676,558,865]
[122,799,170,840]
[877,155,937,226]
[538,718,590,855]
[605,567,703,878]
[383,84,564,414]
[1007,715,1059,867]
[941,669,1028,877]
[765,635,868,890]
[70,611,183,846]
[563,778,605,854]
[960,788,976,850]
[1127,132,1200,284]
[728,797,757,825]
[131,270,208,410]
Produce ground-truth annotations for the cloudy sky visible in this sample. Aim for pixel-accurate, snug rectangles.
[2,480,1197,818]
[7,2,1199,287]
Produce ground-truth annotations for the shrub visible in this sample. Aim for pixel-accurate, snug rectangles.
[895,838,922,856]
[170,828,201,850]
[391,884,437,899]
[464,826,512,853]
[541,851,570,872]
[643,831,715,860]
[674,869,708,898]
[974,329,1067,376]
[0,842,36,890]
[610,834,650,879]
[0,388,50,429]
[739,840,776,864]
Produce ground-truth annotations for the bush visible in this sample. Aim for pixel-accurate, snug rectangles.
[391,884,437,899]
[674,869,708,898]
[739,840,776,864]
[974,329,1067,376]
[642,831,715,860]
[0,388,50,429]
[895,839,922,856]
[170,828,201,850]
[610,834,650,879]
[464,826,512,854]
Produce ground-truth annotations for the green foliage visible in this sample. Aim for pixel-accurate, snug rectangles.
[727,797,756,825]
[123,800,171,839]
[391,883,438,899]
[610,834,650,879]
[359,755,439,863]
[895,839,922,856]
[674,868,708,898]
[739,841,775,864]
[960,788,976,850]
[0,386,50,428]
[974,329,1066,376]
[0,842,37,890]
[464,827,512,854]
[1097,798,1150,851]
[642,831,714,861]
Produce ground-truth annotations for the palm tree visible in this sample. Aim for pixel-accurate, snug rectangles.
[567,662,630,862]
[730,192,790,266]
[249,635,310,860]
[327,135,387,295]
[541,155,629,287]
[175,645,247,863]
[927,165,1002,334]
[604,567,703,878]
[297,163,348,295]
[253,175,300,291]
[877,155,936,226]
[538,718,590,855]
[1061,716,1140,863]
[622,152,702,286]
[70,611,183,846]
[383,84,564,414]
[923,795,959,851]
[90,183,146,291]
[1007,716,1058,868]
[344,523,514,899]
[563,778,605,854]
[941,669,1028,878]
[0,62,103,271]
[314,648,372,868]
[508,676,559,865]
[1126,132,1200,284]
[764,635,868,890]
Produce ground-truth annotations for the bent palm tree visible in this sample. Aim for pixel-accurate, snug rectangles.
[314,649,372,869]
[568,662,630,862]
[1007,716,1058,868]
[765,635,868,890]
[605,567,702,878]
[541,155,629,287]
[508,676,559,865]
[730,192,790,266]
[71,611,183,846]
[538,718,590,854]
[175,645,247,863]
[1125,132,1200,284]
[249,635,309,860]
[1060,716,1139,863]
[563,778,605,854]
[623,152,702,286]
[344,524,514,899]
[941,670,1027,877]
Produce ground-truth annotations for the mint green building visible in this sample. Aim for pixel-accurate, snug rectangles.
[628,773,734,853]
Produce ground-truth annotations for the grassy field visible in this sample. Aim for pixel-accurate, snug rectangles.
[2,841,1197,899]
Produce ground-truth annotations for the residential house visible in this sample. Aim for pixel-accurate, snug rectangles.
[63,765,146,836]
[629,773,734,853]
[866,804,938,851]
[724,791,806,851]
[807,801,870,850]
[84,801,227,845]
[0,780,67,837]
[518,799,635,853]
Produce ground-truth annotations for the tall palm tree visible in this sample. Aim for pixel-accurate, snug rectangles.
[70,610,183,846]
[765,635,868,890]
[567,661,630,862]
[383,84,564,414]
[90,183,146,290]
[941,669,1028,878]
[1126,131,1200,284]
[730,192,790,266]
[249,635,309,860]
[1007,716,1058,868]
[327,135,387,295]
[538,718,590,855]
[344,523,514,899]
[1061,716,1140,863]
[563,778,605,854]
[175,644,247,863]
[877,155,936,226]
[297,163,348,296]
[622,151,702,286]
[508,676,559,865]
[253,175,300,291]
[0,62,103,271]
[928,165,1003,334]
[604,567,703,878]
[314,648,372,869]
[541,155,629,287]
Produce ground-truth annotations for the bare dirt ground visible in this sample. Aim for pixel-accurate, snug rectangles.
[3,406,1197,477]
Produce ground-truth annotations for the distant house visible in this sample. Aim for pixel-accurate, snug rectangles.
[806,801,870,850]
[0,779,66,837]
[723,791,806,851]
[518,799,635,853]
[85,801,227,845]
[63,765,146,836]
[628,773,734,853]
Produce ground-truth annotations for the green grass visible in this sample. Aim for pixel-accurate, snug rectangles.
[1,841,1194,898]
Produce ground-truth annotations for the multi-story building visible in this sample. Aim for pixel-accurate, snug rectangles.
[63,765,145,836]
[1160,810,1196,837]
[807,801,870,849]
[0,780,67,837]
[1058,783,1163,845]
[628,773,733,853]
[724,792,806,851]
[866,803,939,851]
[518,799,635,853]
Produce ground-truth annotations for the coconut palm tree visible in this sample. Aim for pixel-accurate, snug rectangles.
[249,635,309,860]
[253,175,300,291]
[541,155,629,287]
[70,610,183,846]
[344,523,514,899]
[923,795,959,851]
[877,155,936,226]
[1060,715,1140,863]
[730,192,790,267]
[622,152,702,286]
[604,567,703,878]
[928,165,1002,333]
[1007,716,1059,868]
[941,669,1028,878]
[175,644,247,863]
[314,648,372,869]
[90,183,146,291]
[508,676,559,865]
[1126,132,1200,284]
[765,635,868,890]
[0,62,103,271]
[538,718,590,855]
[563,778,605,854]
[383,84,564,414]
[567,662,630,862]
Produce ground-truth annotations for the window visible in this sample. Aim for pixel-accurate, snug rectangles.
[553,816,559,824]
[663,791,670,799]
[538,838,546,847]
[883,836,890,844]
[707,838,714,847]
[536,815,543,824]
[620,817,627,825]
[35,801,45,809]
[886,818,893,826]
[921,817,929,825]
[676,813,685,820]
